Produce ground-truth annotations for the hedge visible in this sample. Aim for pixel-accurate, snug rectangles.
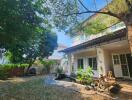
[0,64,29,80]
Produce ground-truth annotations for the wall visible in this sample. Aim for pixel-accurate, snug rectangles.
[71,22,126,46]
[73,50,99,77]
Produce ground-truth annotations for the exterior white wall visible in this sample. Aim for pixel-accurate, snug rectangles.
[67,53,72,75]
[97,48,106,76]
[0,55,9,64]
[71,22,125,46]
[73,50,99,77]
[73,56,78,73]
[97,48,112,76]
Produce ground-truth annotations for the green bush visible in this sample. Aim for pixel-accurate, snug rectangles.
[0,68,8,80]
[55,67,64,74]
[0,64,29,80]
[77,67,94,85]
[0,64,29,70]
[40,60,56,74]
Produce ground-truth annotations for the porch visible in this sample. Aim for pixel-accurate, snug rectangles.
[67,39,132,79]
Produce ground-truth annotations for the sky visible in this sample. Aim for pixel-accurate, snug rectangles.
[56,0,110,47]
[50,0,111,59]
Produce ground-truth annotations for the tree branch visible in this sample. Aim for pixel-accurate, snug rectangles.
[78,0,89,11]
[63,10,121,20]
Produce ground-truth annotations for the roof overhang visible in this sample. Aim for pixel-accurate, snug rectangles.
[59,28,127,53]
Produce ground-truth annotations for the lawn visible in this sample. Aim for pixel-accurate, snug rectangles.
[0,76,93,100]
[0,76,132,100]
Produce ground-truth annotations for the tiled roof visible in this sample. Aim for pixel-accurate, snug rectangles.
[60,28,127,53]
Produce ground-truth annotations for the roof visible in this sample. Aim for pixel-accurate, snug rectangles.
[60,28,127,53]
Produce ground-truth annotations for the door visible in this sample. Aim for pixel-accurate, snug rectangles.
[112,54,123,77]
[120,54,130,78]
[112,54,130,78]
[126,54,132,77]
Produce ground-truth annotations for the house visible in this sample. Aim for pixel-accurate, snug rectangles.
[60,17,132,79]
[0,48,8,64]
[48,43,68,73]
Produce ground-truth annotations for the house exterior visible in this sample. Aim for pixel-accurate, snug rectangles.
[0,48,8,64]
[48,44,68,73]
[60,21,132,79]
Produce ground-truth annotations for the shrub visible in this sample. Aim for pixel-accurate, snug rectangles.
[77,67,94,85]
[0,64,29,80]
[0,68,8,80]
[55,67,64,74]
[41,60,56,74]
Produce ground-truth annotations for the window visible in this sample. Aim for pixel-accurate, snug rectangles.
[113,55,120,64]
[120,54,127,64]
[77,59,83,69]
[88,57,97,70]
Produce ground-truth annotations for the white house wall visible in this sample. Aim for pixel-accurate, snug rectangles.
[73,50,99,77]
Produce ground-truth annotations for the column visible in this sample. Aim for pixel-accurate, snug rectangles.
[97,48,106,76]
[67,53,72,75]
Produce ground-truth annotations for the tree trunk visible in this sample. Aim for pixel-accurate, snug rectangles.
[127,25,132,54]
[124,13,132,54]
[25,58,36,75]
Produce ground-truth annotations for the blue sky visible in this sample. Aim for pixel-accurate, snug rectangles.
[56,0,110,47]
[56,30,72,47]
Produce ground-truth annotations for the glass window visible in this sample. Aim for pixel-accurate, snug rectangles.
[88,57,97,70]
[77,59,83,69]
[120,54,127,64]
[113,55,120,64]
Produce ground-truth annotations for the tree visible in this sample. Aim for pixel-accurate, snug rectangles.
[50,0,132,53]
[0,0,58,68]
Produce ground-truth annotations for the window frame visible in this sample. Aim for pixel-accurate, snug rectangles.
[77,58,84,69]
[87,57,97,70]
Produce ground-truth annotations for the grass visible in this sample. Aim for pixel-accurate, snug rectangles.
[0,76,91,100]
[0,76,131,100]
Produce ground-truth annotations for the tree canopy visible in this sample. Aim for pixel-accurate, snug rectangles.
[50,0,132,34]
[0,0,57,64]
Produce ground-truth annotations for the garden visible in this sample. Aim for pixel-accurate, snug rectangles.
[0,0,132,100]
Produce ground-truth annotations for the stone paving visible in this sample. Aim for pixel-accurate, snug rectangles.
[43,75,96,95]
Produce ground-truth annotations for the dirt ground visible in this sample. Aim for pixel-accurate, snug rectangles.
[0,76,132,100]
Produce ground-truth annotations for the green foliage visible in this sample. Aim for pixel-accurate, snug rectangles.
[108,0,131,15]
[0,0,57,64]
[40,60,56,74]
[0,64,29,69]
[0,64,28,80]
[83,13,120,34]
[55,67,64,74]
[77,67,94,85]
[0,68,8,80]
[50,0,132,35]
[49,0,79,30]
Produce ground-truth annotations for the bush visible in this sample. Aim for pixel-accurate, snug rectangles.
[40,60,56,74]
[77,67,94,85]
[0,68,8,80]
[55,67,64,74]
[0,64,29,80]
[55,67,65,80]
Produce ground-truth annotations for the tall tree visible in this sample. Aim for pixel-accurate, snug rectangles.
[0,0,58,65]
